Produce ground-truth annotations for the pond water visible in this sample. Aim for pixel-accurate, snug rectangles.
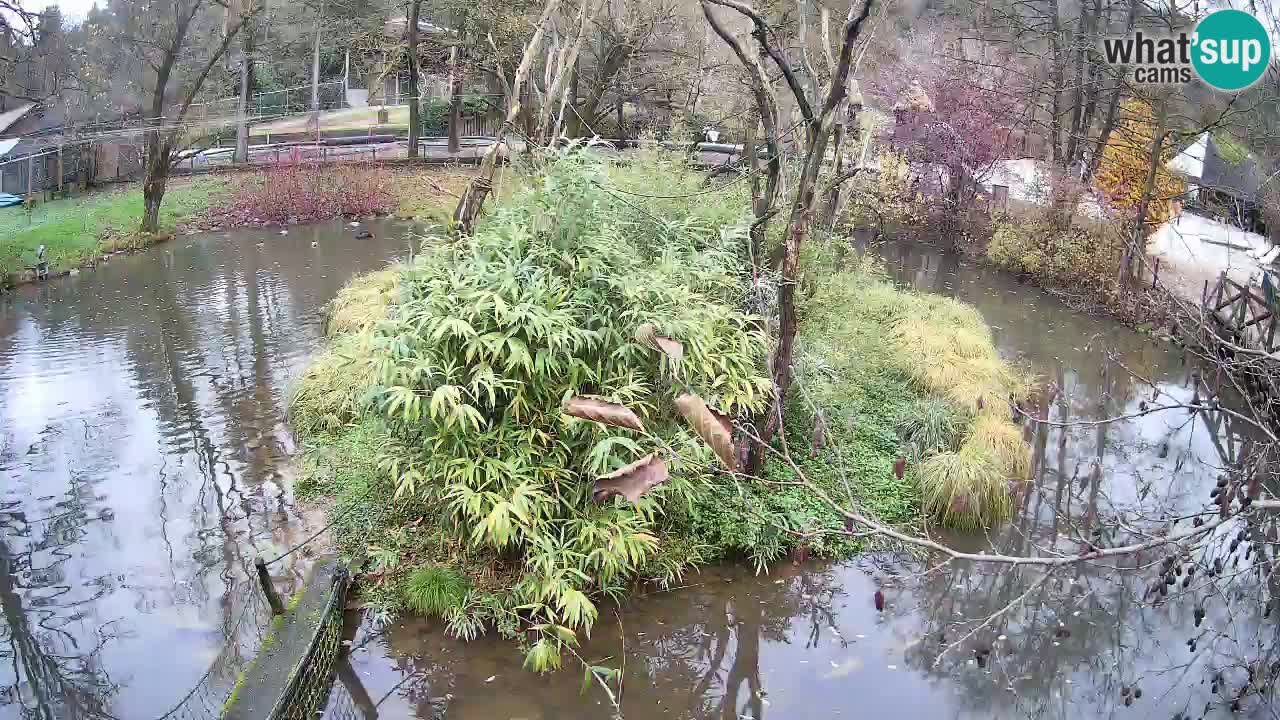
[0,219,421,719]
[1,227,1272,720]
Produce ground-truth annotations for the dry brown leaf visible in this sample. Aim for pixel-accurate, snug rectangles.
[593,453,670,503]
[710,407,733,438]
[635,323,659,346]
[654,336,684,364]
[563,396,645,432]
[675,393,737,471]
[634,323,684,364]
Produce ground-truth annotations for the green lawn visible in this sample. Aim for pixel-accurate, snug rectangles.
[0,177,230,281]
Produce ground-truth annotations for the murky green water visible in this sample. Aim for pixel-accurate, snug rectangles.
[2,229,1273,720]
[0,219,419,719]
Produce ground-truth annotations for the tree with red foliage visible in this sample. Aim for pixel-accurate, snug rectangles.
[872,68,1018,244]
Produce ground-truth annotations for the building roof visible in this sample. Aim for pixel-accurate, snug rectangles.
[1169,131,1263,200]
[0,103,35,134]
[382,17,452,38]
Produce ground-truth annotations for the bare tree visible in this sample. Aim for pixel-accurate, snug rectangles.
[137,0,255,234]
[701,0,874,473]
[407,0,424,158]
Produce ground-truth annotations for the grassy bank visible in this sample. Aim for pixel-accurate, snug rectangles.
[790,261,1032,532]
[0,165,473,287]
[0,177,230,281]
[289,149,1030,670]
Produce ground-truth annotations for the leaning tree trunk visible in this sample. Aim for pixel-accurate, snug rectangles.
[452,0,563,235]
[1085,0,1138,181]
[1125,127,1168,286]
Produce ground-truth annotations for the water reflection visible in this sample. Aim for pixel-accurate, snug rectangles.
[0,220,416,719]
[342,238,1276,719]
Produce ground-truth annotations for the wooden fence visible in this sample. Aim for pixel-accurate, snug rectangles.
[1204,272,1279,354]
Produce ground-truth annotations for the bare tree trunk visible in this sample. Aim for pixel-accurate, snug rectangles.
[563,62,580,137]
[701,0,874,473]
[1126,123,1168,284]
[744,111,763,259]
[536,0,603,143]
[700,0,782,268]
[235,35,252,163]
[820,83,861,232]
[407,0,421,158]
[1084,0,1137,181]
[447,45,463,154]
[141,9,246,234]
[1071,0,1103,168]
[614,74,624,138]
[1064,1,1088,166]
[311,0,325,112]
[1047,0,1064,165]
[142,130,170,233]
[1086,84,1122,180]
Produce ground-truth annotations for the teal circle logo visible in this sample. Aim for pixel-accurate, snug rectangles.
[1192,9,1271,91]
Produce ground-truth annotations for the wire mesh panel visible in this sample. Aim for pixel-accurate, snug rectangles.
[152,580,273,720]
[268,566,351,720]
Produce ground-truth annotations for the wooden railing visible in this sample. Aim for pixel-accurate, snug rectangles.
[1204,272,1278,353]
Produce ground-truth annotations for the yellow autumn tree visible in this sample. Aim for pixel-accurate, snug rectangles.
[1095,98,1186,228]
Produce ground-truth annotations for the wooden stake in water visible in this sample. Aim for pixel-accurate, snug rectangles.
[255,556,285,615]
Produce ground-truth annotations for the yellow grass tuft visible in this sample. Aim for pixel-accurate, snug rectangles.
[292,266,404,437]
[874,281,1033,529]
[920,445,1013,530]
[968,414,1032,480]
[326,266,402,337]
[288,333,377,437]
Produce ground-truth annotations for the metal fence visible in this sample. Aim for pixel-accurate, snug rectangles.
[152,581,274,720]
[268,566,350,720]
[0,143,96,197]
[188,81,350,125]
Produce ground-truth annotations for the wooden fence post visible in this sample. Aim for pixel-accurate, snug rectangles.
[57,145,64,195]
[255,556,285,615]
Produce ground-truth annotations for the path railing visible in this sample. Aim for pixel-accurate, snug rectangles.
[1204,272,1279,354]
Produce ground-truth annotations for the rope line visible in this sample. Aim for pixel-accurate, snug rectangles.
[262,482,379,566]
